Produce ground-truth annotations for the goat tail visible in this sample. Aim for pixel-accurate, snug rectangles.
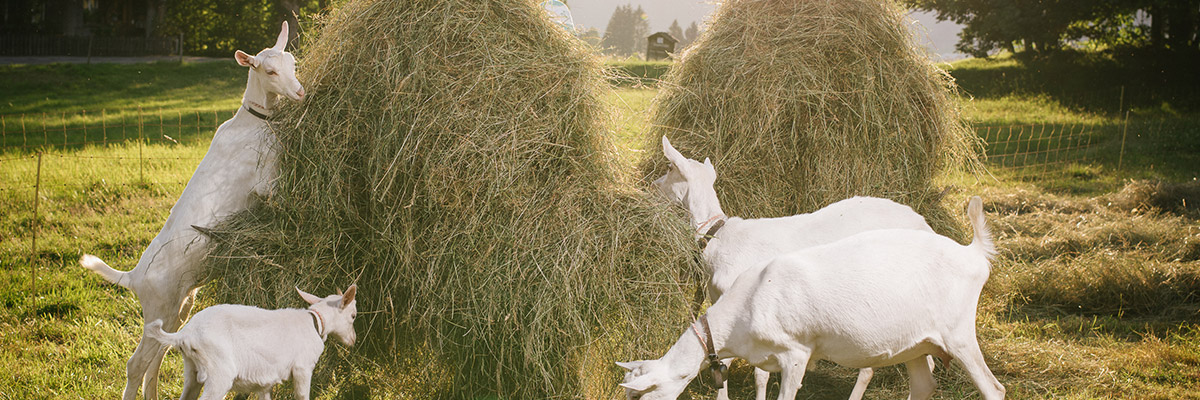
[143,319,183,348]
[78,254,132,290]
[967,196,996,260]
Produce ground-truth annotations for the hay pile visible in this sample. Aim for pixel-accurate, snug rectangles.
[200,0,701,397]
[640,0,981,231]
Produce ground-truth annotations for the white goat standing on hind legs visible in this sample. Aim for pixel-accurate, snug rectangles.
[144,285,358,400]
[619,197,1005,400]
[77,21,305,400]
[653,136,938,400]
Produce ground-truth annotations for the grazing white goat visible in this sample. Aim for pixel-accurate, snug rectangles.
[144,285,357,400]
[619,197,1004,400]
[653,136,936,400]
[77,21,305,400]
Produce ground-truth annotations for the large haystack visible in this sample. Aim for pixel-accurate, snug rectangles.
[640,0,981,230]
[201,0,701,397]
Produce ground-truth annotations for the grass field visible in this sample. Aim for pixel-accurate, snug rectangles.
[1,54,1198,399]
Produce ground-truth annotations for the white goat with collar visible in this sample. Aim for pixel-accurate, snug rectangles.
[653,136,936,400]
[78,21,305,400]
[145,285,357,400]
[619,197,1004,400]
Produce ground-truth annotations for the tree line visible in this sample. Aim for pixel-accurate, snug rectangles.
[905,0,1200,57]
[2,0,325,56]
[597,4,699,58]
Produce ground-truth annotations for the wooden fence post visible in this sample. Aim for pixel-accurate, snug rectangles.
[1118,110,1130,171]
[138,107,145,183]
[31,152,43,312]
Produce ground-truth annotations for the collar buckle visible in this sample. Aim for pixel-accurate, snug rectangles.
[243,102,272,120]
[692,315,728,388]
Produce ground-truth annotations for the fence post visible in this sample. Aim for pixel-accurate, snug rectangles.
[138,107,145,183]
[1118,86,1124,116]
[31,152,43,312]
[1118,110,1130,171]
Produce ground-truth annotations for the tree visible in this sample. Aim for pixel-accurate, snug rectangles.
[580,26,602,47]
[631,5,651,56]
[668,19,684,44]
[599,4,651,57]
[683,21,700,48]
[906,0,1200,56]
[163,0,324,56]
[600,5,634,55]
[905,0,1099,56]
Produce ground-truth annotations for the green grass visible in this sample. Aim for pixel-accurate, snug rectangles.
[2,58,1199,399]
[0,61,243,151]
[605,60,673,87]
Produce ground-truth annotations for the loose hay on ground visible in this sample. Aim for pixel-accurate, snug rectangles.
[200,1,704,398]
[638,0,982,235]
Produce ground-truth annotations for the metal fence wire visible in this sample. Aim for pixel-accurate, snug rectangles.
[977,123,1097,179]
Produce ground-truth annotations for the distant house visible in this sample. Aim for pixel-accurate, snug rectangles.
[646,32,678,61]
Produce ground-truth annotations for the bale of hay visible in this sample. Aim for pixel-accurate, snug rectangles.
[639,0,982,232]
[200,0,702,397]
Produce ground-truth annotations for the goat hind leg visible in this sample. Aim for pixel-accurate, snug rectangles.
[180,357,202,400]
[905,358,935,400]
[754,367,770,400]
[848,368,874,400]
[947,337,1005,400]
[121,337,166,400]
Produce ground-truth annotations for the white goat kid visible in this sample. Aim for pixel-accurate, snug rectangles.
[653,136,936,400]
[619,197,1005,400]
[144,285,358,400]
[77,21,304,400]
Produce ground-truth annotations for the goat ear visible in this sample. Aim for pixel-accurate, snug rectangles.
[661,136,687,166]
[273,21,289,51]
[703,157,713,168]
[615,360,645,371]
[296,287,323,305]
[340,284,357,309]
[234,50,258,68]
[619,376,656,392]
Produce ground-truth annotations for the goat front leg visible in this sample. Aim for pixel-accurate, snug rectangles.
[292,368,313,400]
[776,350,813,400]
[848,368,874,400]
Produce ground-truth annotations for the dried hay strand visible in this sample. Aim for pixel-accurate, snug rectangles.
[200,0,702,397]
[639,0,982,233]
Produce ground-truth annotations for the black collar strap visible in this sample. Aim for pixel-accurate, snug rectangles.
[697,218,726,250]
[692,315,728,388]
[243,103,271,120]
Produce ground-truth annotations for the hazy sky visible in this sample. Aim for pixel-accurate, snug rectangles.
[564,0,966,60]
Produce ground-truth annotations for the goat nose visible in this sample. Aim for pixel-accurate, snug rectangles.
[296,88,306,100]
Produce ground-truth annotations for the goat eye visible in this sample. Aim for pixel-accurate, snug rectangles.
[267,71,278,76]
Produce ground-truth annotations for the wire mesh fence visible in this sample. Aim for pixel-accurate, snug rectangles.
[976,123,1098,179]
[1,105,1181,276]
[0,107,237,308]
[1,108,234,151]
